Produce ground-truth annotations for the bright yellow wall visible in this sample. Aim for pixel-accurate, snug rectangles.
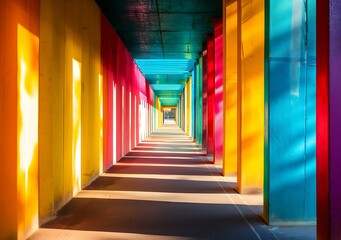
[223,0,238,176]
[237,0,264,193]
[39,0,101,224]
[185,77,192,136]
[17,24,40,239]
[0,1,40,239]
[155,97,163,127]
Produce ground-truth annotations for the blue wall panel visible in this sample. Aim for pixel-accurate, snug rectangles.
[265,0,316,224]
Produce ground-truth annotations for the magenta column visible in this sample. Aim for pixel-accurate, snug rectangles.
[329,0,341,238]
[316,0,341,239]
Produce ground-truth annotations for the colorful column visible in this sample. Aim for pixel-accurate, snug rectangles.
[223,0,238,176]
[264,0,316,224]
[202,47,208,151]
[0,1,40,239]
[195,59,203,147]
[316,0,341,239]
[214,20,224,165]
[207,37,215,157]
[237,0,264,193]
[191,70,196,139]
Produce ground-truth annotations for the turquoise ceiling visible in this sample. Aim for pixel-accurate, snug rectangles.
[96,0,222,106]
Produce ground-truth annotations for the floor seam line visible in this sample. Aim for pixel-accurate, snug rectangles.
[198,154,263,240]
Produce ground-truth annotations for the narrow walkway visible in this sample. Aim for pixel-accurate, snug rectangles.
[30,126,315,240]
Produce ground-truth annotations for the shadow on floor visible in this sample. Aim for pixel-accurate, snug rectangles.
[42,198,272,240]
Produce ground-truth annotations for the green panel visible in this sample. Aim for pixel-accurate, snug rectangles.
[195,58,203,147]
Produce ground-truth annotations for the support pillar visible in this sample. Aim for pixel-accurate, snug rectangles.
[237,0,264,193]
[316,0,341,239]
[223,0,238,176]
[264,0,316,224]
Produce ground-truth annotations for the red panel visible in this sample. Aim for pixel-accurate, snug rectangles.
[316,1,330,239]
[115,40,123,160]
[101,14,114,170]
[214,20,224,163]
[207,37,215,157]
[202,45,208,151]
[101,14,155,167]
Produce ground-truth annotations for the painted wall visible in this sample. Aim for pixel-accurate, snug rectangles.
[191,70,196,138]
[0,1,40,239]
[328,1,341,238]
[101,14,154,167]
[202,49,208,152]
[238,0,264,193]
[264,0,316,224]
[317,0,341,239]
[185,77,192,136]
[39,0,101,225]
[214,20,224,165]
[195,59,203,147]
[207,37,215,157]
[223,0,238,176]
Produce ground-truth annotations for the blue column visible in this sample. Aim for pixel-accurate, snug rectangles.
[264,0,316,224]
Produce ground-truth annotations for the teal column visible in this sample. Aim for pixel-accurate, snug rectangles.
[153,95,157,131]
[264,0,316,224]
[195,58,203,148]
[191,70,196,138]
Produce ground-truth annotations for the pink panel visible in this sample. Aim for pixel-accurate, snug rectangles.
[202,46,208,151]
[101,14,114,171]
[101,14,155,167]
[316,1,329,239]
[207,37,215,157]
[214,20,223,163]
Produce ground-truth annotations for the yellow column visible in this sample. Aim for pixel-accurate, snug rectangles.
[237,0,264,193]
[223,0,238,176]
[156,96,163,127]
[17,24,40,240]
[186,77,192,136]
[39,0,101,224]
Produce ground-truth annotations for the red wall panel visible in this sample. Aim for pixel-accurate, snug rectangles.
[316,1,330,239]
[202,46,208,151]
[101,14,154,169]
[207,37,215,157]
[214,20,224,164]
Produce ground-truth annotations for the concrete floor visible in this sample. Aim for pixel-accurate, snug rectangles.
[29,125,316,240]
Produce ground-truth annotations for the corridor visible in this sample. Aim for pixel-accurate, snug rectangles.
[30,126,313,240]
[1,0,341,239]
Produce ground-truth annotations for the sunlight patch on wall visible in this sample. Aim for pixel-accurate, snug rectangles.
[17,24,39,238]
[99,74,103,173]
[72,59,81,196]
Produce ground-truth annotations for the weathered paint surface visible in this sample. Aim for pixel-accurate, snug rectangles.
[195,59,203,147]
[223,0,238,176]
[0,1,40,239]
[39,0,102,226]
[329,0,341,238]
[264,0,316,224]
[238,0,264,193]
[214,20,224,164]
[101,14,155,167]
[207,37,215,157]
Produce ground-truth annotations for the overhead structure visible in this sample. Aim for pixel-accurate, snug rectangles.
[96,0,222,106]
